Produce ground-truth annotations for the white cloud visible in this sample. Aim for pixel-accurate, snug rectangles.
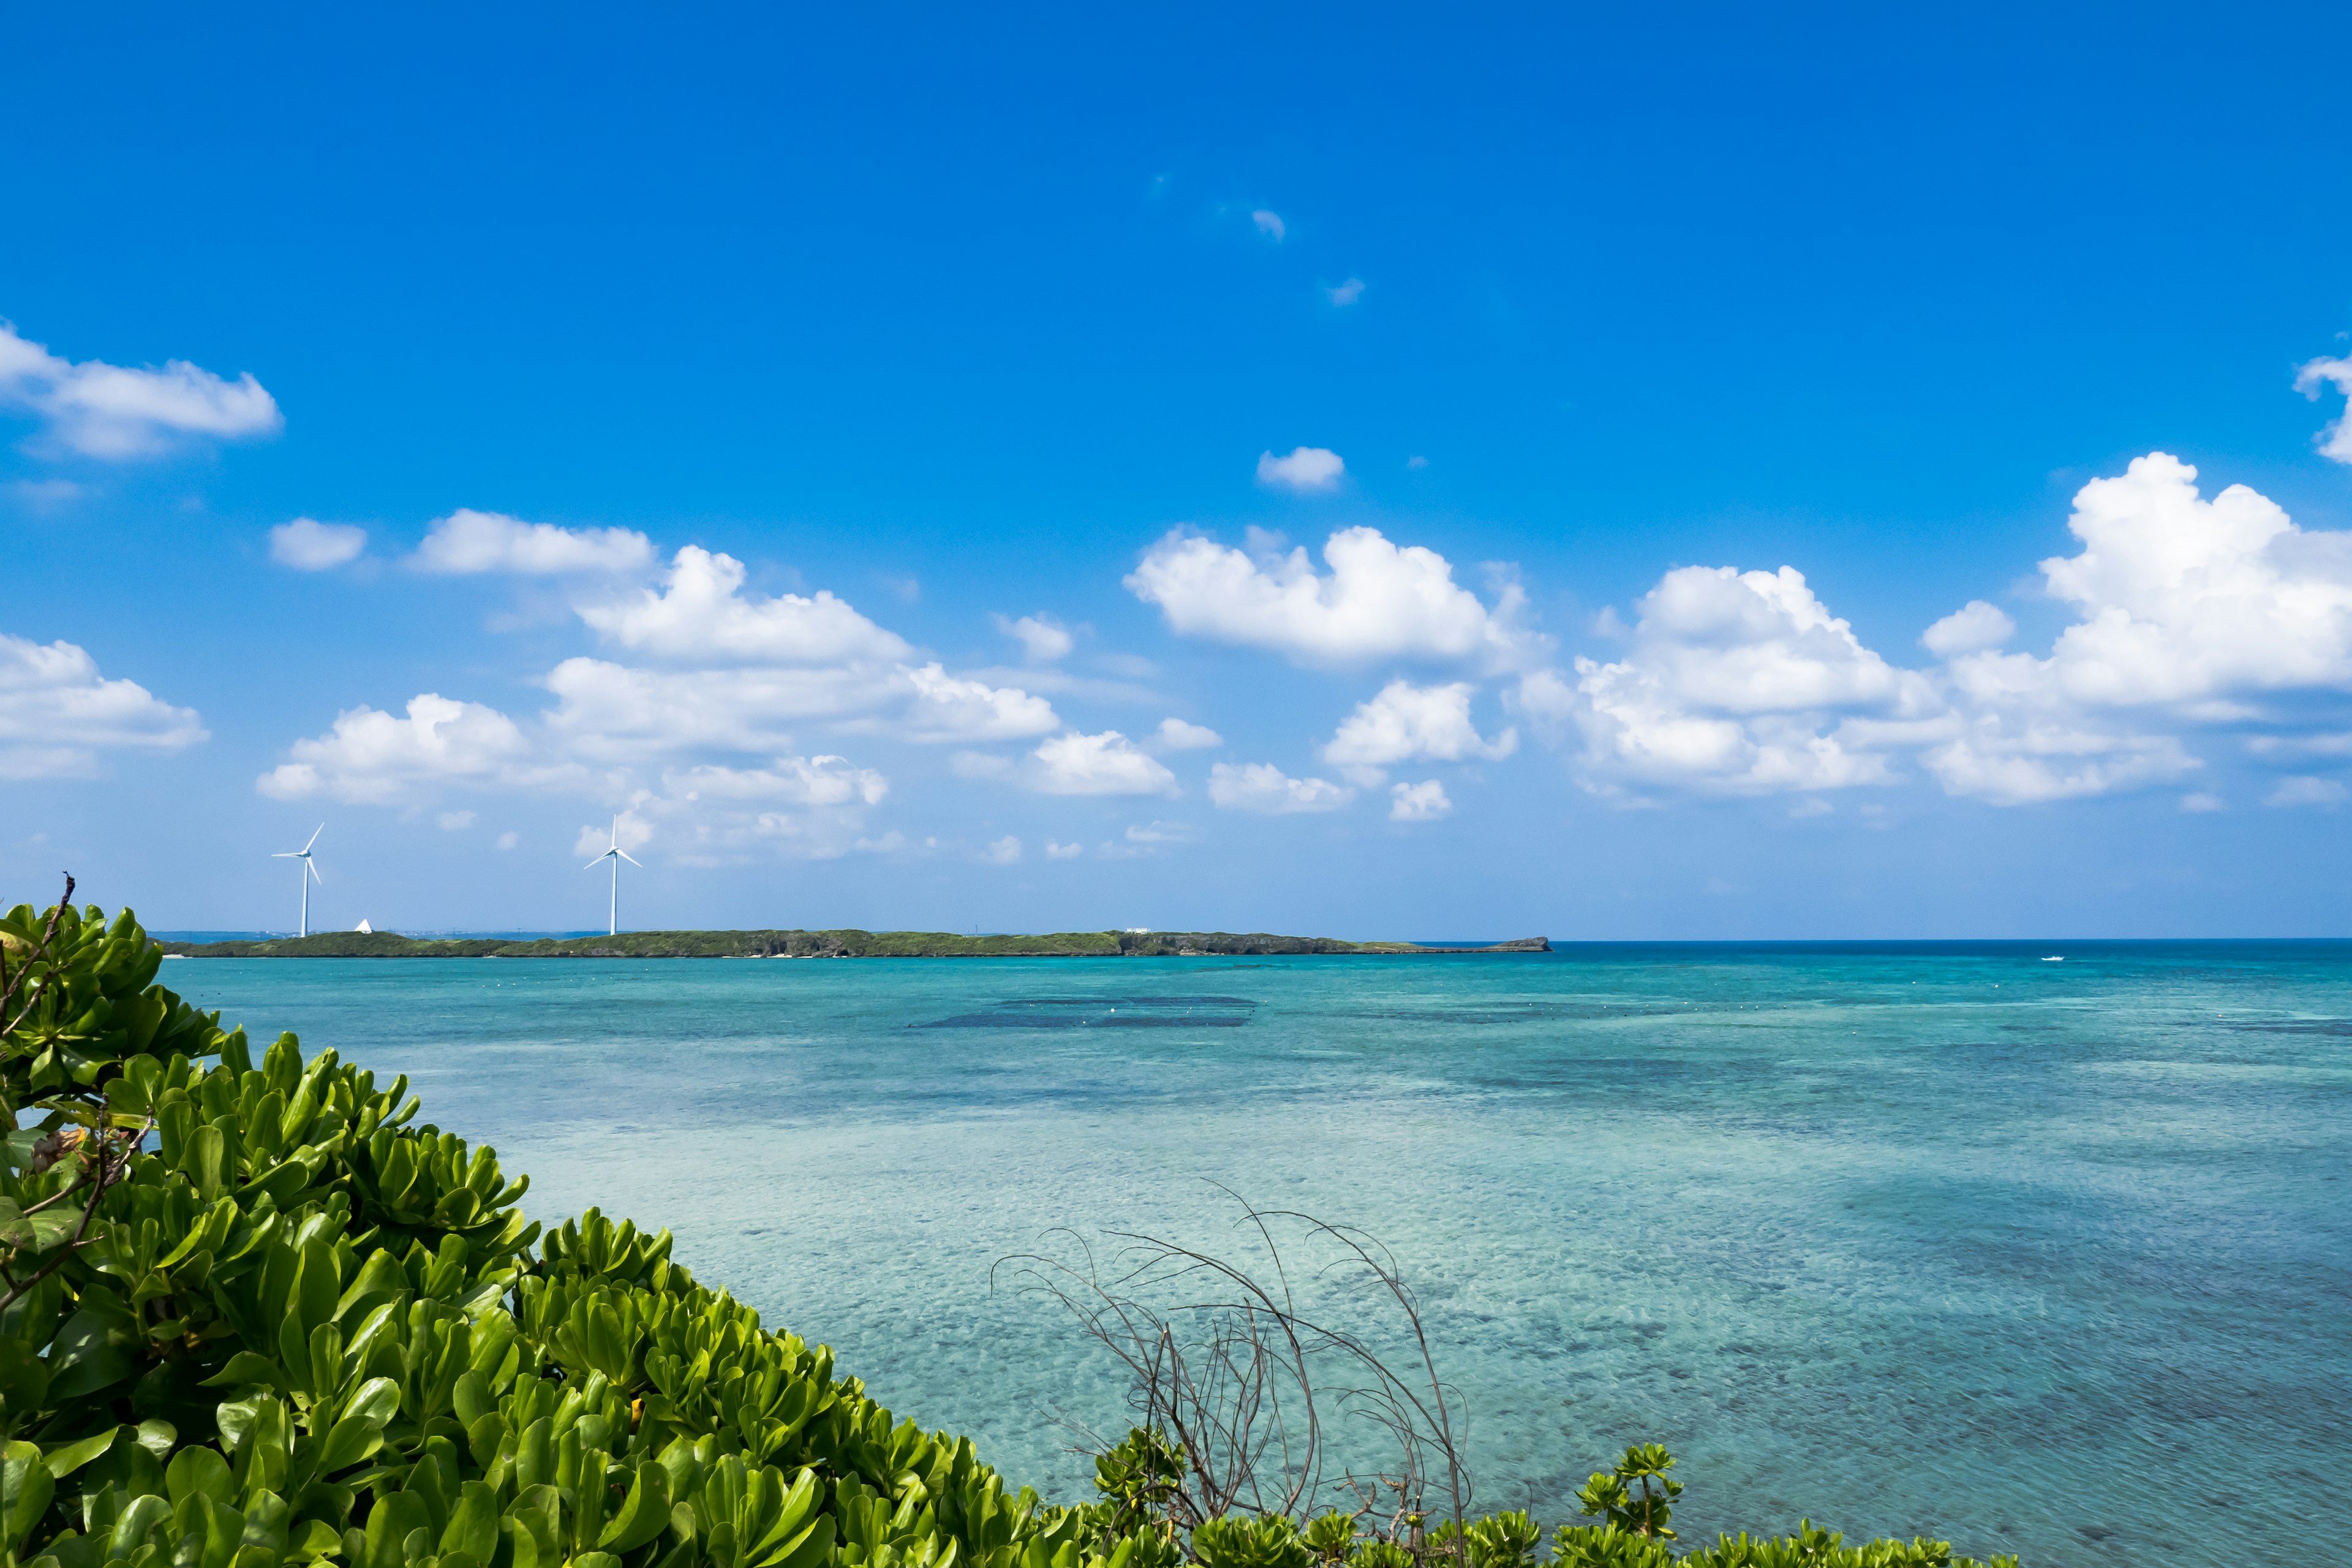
[1907,453,2352,804]
[1256,447,1344,491]
[437,810,475,831]
[1322,680,1515,785]
[1325,278,1365,306]
[2296,352,2352,464]
[1921,600,2013,657]
[660,755,888,807]
[1029,729,1180,796]
[1533,566,1937,797]
[535,656,1049,759]
[1127,525,1539,670]
[0,633,208,779]
[2180,793,2226,813]
[1124,820,1196,843]
[271,517,368,571]
[257,693,571,804]
[897,663,1061,742]
[496,831,519,850]
[413,509,657,577]
[1045,840,1084,859]
[578,545,910,663]
[542,658,875,759]
[1973,454,2352,709]
[1918,722,2196,806]
[1389,780,1451,821]
[992,612,1074,664]
[983,835,1023,865]
[1152,717,1223,751]
[1208,761,1354,813]
[1251,209,1286,242]
[2264,775,2346,809]
[0,319,281,459]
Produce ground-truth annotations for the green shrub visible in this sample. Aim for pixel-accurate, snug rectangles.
[0,892,2019,1568]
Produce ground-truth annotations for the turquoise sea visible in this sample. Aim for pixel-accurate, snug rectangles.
[165,946,2351,1568]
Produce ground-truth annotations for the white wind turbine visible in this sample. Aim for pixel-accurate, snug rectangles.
[272,824,324,938]
[584,816,641,937]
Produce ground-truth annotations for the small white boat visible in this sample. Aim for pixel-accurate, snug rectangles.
[2042,956,2064,962]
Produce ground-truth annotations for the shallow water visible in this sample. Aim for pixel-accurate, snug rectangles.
[167,944,2352,1567]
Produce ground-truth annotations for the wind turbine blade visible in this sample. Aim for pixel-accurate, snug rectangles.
[584,856,608,871]
[617,850,643,867]
[271,851,296,859]
[309,861,324,884]
[304,824,324,852]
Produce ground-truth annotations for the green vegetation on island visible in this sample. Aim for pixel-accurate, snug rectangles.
[153,932,1553,960]
[0,881,2016,1568]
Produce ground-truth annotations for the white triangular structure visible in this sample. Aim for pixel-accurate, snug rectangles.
[355,919,373,933]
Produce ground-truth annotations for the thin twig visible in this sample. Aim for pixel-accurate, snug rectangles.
[0,873,74,1040]
[0,1114,149,1317]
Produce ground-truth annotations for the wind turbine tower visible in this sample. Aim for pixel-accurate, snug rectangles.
[271,824,324,938]
[585,816,642,937]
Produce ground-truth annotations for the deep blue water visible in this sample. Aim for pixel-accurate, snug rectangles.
[162,945,2352,1567]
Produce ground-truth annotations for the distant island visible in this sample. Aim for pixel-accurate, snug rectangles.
[154,929,1551,959]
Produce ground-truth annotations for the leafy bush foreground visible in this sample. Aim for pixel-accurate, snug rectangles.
[0,893,2019,1568]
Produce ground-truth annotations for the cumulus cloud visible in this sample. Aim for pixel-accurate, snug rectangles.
[1535,565,1939,798]
[1251,209,1286,242]
[2297,352,2352,464]
[0,633,208,779]
[1921,600,2013,657]
[993,612,1074,664]
[898,664,1061,743]
[659,755,888,807]
[1152,717,1223,750]
[2265,775,2346,809]
[0,319,281,459]
[437,810,475,831]
[1045,840,1084,859]
[413,510,656,577]
[1389,780,1451,821]
[1030,730,1180,796]
[1915,453,2352,803]
[542,658,883,760]
[576,546,910,664]
[983,835,1022,865]
[270,518,368,571]
[1208,761,1353,813]
[538,655,1050,759]
[1526,453,2352,807]
[1127,525,1539,670]
[1918,722,2196,806]
[1325,279,1365,306]
[1256,447,1344,491]
[1323,680,1515,785]
[257,694,568,804]
[1966,454,2352,710]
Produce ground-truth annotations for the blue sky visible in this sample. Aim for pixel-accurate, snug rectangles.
[7,1,2352,939]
